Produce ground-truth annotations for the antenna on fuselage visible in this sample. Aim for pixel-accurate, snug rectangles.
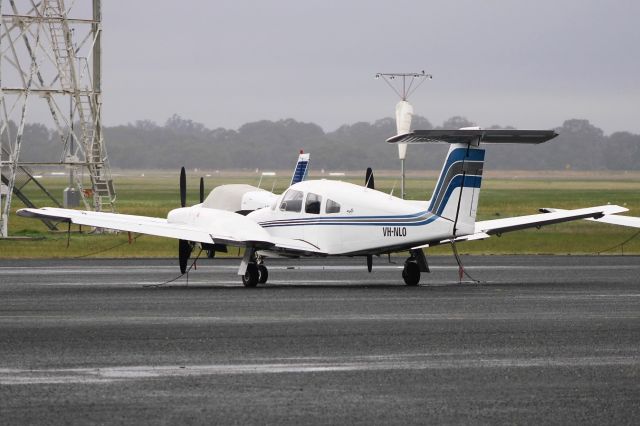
[376,71,432,199]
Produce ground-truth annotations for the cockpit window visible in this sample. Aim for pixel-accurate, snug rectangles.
[326,199,341,214]
[305,193,322,214]
[279,189,304,212]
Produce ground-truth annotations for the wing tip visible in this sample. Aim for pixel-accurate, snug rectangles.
[386,132,412,144]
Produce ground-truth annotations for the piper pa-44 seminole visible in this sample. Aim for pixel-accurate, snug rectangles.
[18,128,640,287]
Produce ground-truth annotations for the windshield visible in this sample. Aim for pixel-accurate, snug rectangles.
[279,189,304,212]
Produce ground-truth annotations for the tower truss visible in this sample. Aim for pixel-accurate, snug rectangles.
[0,0,115,237]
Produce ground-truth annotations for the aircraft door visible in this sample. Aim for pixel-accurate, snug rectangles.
[303,192,322,249]
[317,197,343,252]
[276,189,306,240]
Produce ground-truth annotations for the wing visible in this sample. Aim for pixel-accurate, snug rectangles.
[17,207,322,254]
[412,204,629,248]
[18,207,250,246]
[540,208,640,228]
[387,129,558,145]
[586,215,640,228]
[474,205,628,236]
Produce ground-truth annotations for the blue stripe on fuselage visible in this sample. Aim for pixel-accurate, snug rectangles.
[260,214,439,228]
[258,210,430,226]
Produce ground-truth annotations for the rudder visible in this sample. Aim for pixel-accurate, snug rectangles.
[428,143,485,236]
[290,151,310,186]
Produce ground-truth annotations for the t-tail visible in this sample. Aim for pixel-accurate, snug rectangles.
[386,128,558,237]
[290,150,310,186]
[428,143,485,236]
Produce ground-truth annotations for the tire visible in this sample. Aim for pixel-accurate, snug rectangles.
[257,264,268,284]
[242,263,259,287]
[402,261,420,286]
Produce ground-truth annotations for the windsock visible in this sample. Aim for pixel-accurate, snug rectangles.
[395,100,413,160]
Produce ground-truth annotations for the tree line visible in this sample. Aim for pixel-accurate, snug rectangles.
[12,115,640,171]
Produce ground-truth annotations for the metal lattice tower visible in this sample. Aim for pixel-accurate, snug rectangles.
[0,0,115,237]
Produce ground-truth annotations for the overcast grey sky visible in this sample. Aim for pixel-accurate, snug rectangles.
[101,0,639,134]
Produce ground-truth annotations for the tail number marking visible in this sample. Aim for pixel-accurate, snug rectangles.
[382,226,407,237]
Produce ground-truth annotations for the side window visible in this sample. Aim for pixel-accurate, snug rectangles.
[326,199,341,214]
[279,189,304,212]
[305,193,322,214]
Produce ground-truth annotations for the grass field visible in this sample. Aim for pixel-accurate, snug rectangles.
[2,170,640,258]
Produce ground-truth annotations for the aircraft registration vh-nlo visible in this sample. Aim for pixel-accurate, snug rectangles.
[18,128,640,287]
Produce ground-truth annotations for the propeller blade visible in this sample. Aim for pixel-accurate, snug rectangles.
[180,167,187,208]
[199,177,205,203]
[179,239,191,274]
[365,167,375,189]
[367,254,373,273]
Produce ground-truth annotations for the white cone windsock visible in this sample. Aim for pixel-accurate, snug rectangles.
[395,100,413,160]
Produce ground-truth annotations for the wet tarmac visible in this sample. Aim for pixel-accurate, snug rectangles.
[1,255,639,425]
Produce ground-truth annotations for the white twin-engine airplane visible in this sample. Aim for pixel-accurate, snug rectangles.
[18,129,640,287]
[204,150,310,214]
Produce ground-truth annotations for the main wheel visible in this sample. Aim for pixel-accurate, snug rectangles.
[257,264,269,284]
[242,263,259,287]
[402,261,420,286]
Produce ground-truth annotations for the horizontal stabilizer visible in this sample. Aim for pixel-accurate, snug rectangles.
[387,129,558,145]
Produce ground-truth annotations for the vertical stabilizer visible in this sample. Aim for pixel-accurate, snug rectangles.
[290,151,310,185]
[428,144,485,236]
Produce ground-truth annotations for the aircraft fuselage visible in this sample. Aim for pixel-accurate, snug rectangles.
[247,180,455,255]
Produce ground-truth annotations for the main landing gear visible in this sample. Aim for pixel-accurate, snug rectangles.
[402,249,430,286]
[242,263,259,287]
[402,260,420,286]
[241,250,269,287]
[242,263,268,287]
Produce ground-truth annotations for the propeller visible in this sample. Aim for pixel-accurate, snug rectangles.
[180,166,187,207]
[366,167,374,272]
[199,175,215,258]
[365,167,375,190]
[179,239,191,274]
[178,166,192,274]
